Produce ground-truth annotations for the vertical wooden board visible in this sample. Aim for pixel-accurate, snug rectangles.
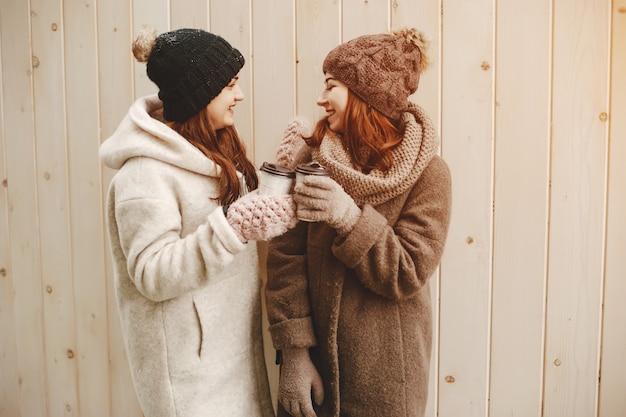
[251,0,296,166]
[392,2,442,415]
[598,1,626,416]
[97,0,134,139]
[490,1,551,416]
[0,29,21,417]
[63,1,111,416]
[171,0,209,30]
[210,0,254,154]
[132,0,168,100]
[392,0,441,127]
[30,0,81,414]
[342,0,389,40]
[251,2,297,407]
[296,0,341,123]
[96,0,143,415]
[438,0,494,415]
[544,1,609,416]
[0,1,47,416]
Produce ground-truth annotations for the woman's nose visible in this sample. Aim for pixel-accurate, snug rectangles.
[234,84,244,101]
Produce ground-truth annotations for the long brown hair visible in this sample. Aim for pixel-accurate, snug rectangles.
[307,91,403,174]
[167,109,258,205]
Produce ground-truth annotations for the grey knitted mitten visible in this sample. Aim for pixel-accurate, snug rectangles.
[279,348,324,417]
[293,175,361,235]
[276,117,312,169]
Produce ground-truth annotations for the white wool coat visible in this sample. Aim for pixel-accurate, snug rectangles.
[99,95,274,417]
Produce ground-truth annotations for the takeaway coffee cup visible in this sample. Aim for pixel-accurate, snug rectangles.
[295,162,331,222]
[258,162,295,196]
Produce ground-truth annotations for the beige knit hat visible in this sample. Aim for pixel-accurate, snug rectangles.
[322,28,430,120]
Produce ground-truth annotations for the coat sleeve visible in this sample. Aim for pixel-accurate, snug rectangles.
[332,156,452,300]
[111,159,248,302]
[264,221,318,350]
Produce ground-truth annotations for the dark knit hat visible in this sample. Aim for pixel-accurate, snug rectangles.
[322,28,430,120]
[137,28,244,122]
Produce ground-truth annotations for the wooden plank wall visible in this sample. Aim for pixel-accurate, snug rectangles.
[0,0,624,416]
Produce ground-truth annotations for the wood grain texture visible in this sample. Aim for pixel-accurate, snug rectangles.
[1,0,48,415]
[0,1,623,416]
[598,1,626,416]
[0,17,20,417]
[95,0,143,414]
[438,0,494,415]
[490,0,551,415]
[543,0,609,415]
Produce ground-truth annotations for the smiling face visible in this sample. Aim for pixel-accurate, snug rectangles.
[317,73,349,133]
[206,74,244,130]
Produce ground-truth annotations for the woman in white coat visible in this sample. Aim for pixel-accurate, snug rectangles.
[99,26,294,417]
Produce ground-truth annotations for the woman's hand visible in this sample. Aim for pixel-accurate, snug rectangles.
[226,190,298,242]
[279,348,324,417]
[294,175,361,235]
[275,117,312,169]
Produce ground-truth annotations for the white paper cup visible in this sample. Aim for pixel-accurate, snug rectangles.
[258,162,295,196]
[294,162,330,222]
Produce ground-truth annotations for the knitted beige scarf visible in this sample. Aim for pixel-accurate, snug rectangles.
[311,102,439,206]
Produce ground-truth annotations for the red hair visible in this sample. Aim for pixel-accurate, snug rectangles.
[167,109,258,204]
[307,91,403,173]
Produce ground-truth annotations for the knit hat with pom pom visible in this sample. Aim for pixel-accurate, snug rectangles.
[132,27,244,122]
[322,28,430,120]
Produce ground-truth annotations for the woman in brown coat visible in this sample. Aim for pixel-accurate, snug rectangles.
[265,28,452,417]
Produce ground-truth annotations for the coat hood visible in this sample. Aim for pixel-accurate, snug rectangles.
[99,94,221,178]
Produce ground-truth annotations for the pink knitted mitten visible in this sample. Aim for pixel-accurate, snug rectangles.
[226,190,298,243]
[279,348,324,417]
[293,175,361,235]
[276,117,312,169]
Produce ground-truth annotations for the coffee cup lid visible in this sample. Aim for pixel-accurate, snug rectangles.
[295,162,330,176]
[260,162,296,178]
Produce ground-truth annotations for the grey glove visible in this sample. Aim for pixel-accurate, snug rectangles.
[275,117,312,169]
[279,348,324,417]
[293,175,361,235]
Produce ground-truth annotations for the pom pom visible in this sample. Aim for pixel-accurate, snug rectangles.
[393,27,431,72]
[132,25,158,63]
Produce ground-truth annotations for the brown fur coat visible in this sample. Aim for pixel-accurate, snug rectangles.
[266,105,452,417]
